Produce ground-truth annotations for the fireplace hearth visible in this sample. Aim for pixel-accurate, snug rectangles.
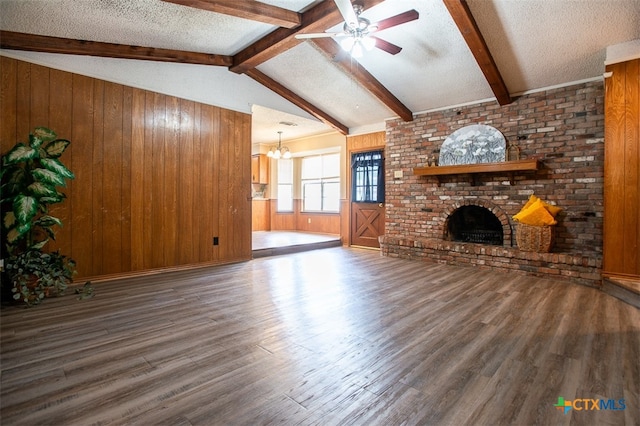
[446,205,503,245]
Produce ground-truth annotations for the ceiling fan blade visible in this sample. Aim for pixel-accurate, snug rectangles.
[334,0,359,29]
[371,9,419,33]
[372,36,402,55]
[295,32,341,39]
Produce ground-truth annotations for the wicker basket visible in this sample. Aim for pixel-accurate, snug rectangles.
[516,223,554,252]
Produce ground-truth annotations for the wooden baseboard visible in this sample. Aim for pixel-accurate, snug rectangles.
[602,275,640,309]
[78,257,252,285]
[602,274,640,295]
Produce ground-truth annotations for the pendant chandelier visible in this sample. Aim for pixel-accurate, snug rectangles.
[267,131,291,159]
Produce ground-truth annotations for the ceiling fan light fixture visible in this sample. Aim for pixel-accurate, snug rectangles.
[297,1,418,57]
[340,37,355,52]
[362,36,376,51]
[351,42,363,58]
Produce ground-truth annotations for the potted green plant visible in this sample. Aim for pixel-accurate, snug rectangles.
[1,127,76,306]
[4,250,76,305]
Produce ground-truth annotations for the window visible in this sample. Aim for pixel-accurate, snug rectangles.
[301,153,340,212]
[351,150,384,203]
[277,159,293,212]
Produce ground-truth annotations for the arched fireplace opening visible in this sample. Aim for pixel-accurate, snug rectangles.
[446,205,503,245]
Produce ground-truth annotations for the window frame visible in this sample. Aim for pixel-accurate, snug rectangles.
[276,158,294,212]
[301,153,341,213]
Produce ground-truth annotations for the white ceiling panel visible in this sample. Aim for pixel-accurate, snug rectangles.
[468,0,640,92]
[0,0,275,54]
[258,41,395,127]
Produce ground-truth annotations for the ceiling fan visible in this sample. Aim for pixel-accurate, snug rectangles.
[295,0,419,58]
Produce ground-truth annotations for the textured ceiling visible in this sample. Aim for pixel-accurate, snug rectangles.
[1,0,639,145]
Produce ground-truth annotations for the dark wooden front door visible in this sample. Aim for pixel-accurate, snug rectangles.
[351,201,385,248]
[350,149,385,248]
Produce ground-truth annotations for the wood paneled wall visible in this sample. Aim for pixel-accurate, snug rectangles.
[1,57,252,280]
[347,132,386,152]
[604,58,640,278]
[269,200,341,234]
[252,199,271,231]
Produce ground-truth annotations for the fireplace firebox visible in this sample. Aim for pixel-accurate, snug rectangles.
[446,205,503,245]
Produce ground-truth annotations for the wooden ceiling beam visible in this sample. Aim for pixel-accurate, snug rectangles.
[0,31,232,67]
[311,38,414,122]
[245,68,349,135]
[162,0,301,29]
[230,0,385,74]
[442,0,511,105]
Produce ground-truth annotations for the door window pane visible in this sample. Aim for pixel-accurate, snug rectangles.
[351,150,384,203]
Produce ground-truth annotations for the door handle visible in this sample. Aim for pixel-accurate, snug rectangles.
[379,203,384,207]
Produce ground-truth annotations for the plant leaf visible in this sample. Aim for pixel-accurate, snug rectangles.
[17,221,31,235]
[43,139,70,158]
[43,226,56,240]
[29,133,44,149]
[33,127,57,143]
[32,168,67,187]
[3,143,37,165]
[30,238,49,250]
[27,181,58,198]
[39,158,75,180]
[3,211,16,228]
[6,227,20,244]
[39,195,64,204]
[13,194,38,224]
[35,214,63,228]
[5,222,30,244]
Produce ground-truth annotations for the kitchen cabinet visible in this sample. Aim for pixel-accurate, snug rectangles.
[251,154,269,184]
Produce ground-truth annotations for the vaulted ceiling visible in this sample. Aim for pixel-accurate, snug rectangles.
[1,0,639,145]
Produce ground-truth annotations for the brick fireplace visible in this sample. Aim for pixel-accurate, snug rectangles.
[444,200,509,246]
[381,81,604,287]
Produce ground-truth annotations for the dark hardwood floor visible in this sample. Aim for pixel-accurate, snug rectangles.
[1,247,638,425]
